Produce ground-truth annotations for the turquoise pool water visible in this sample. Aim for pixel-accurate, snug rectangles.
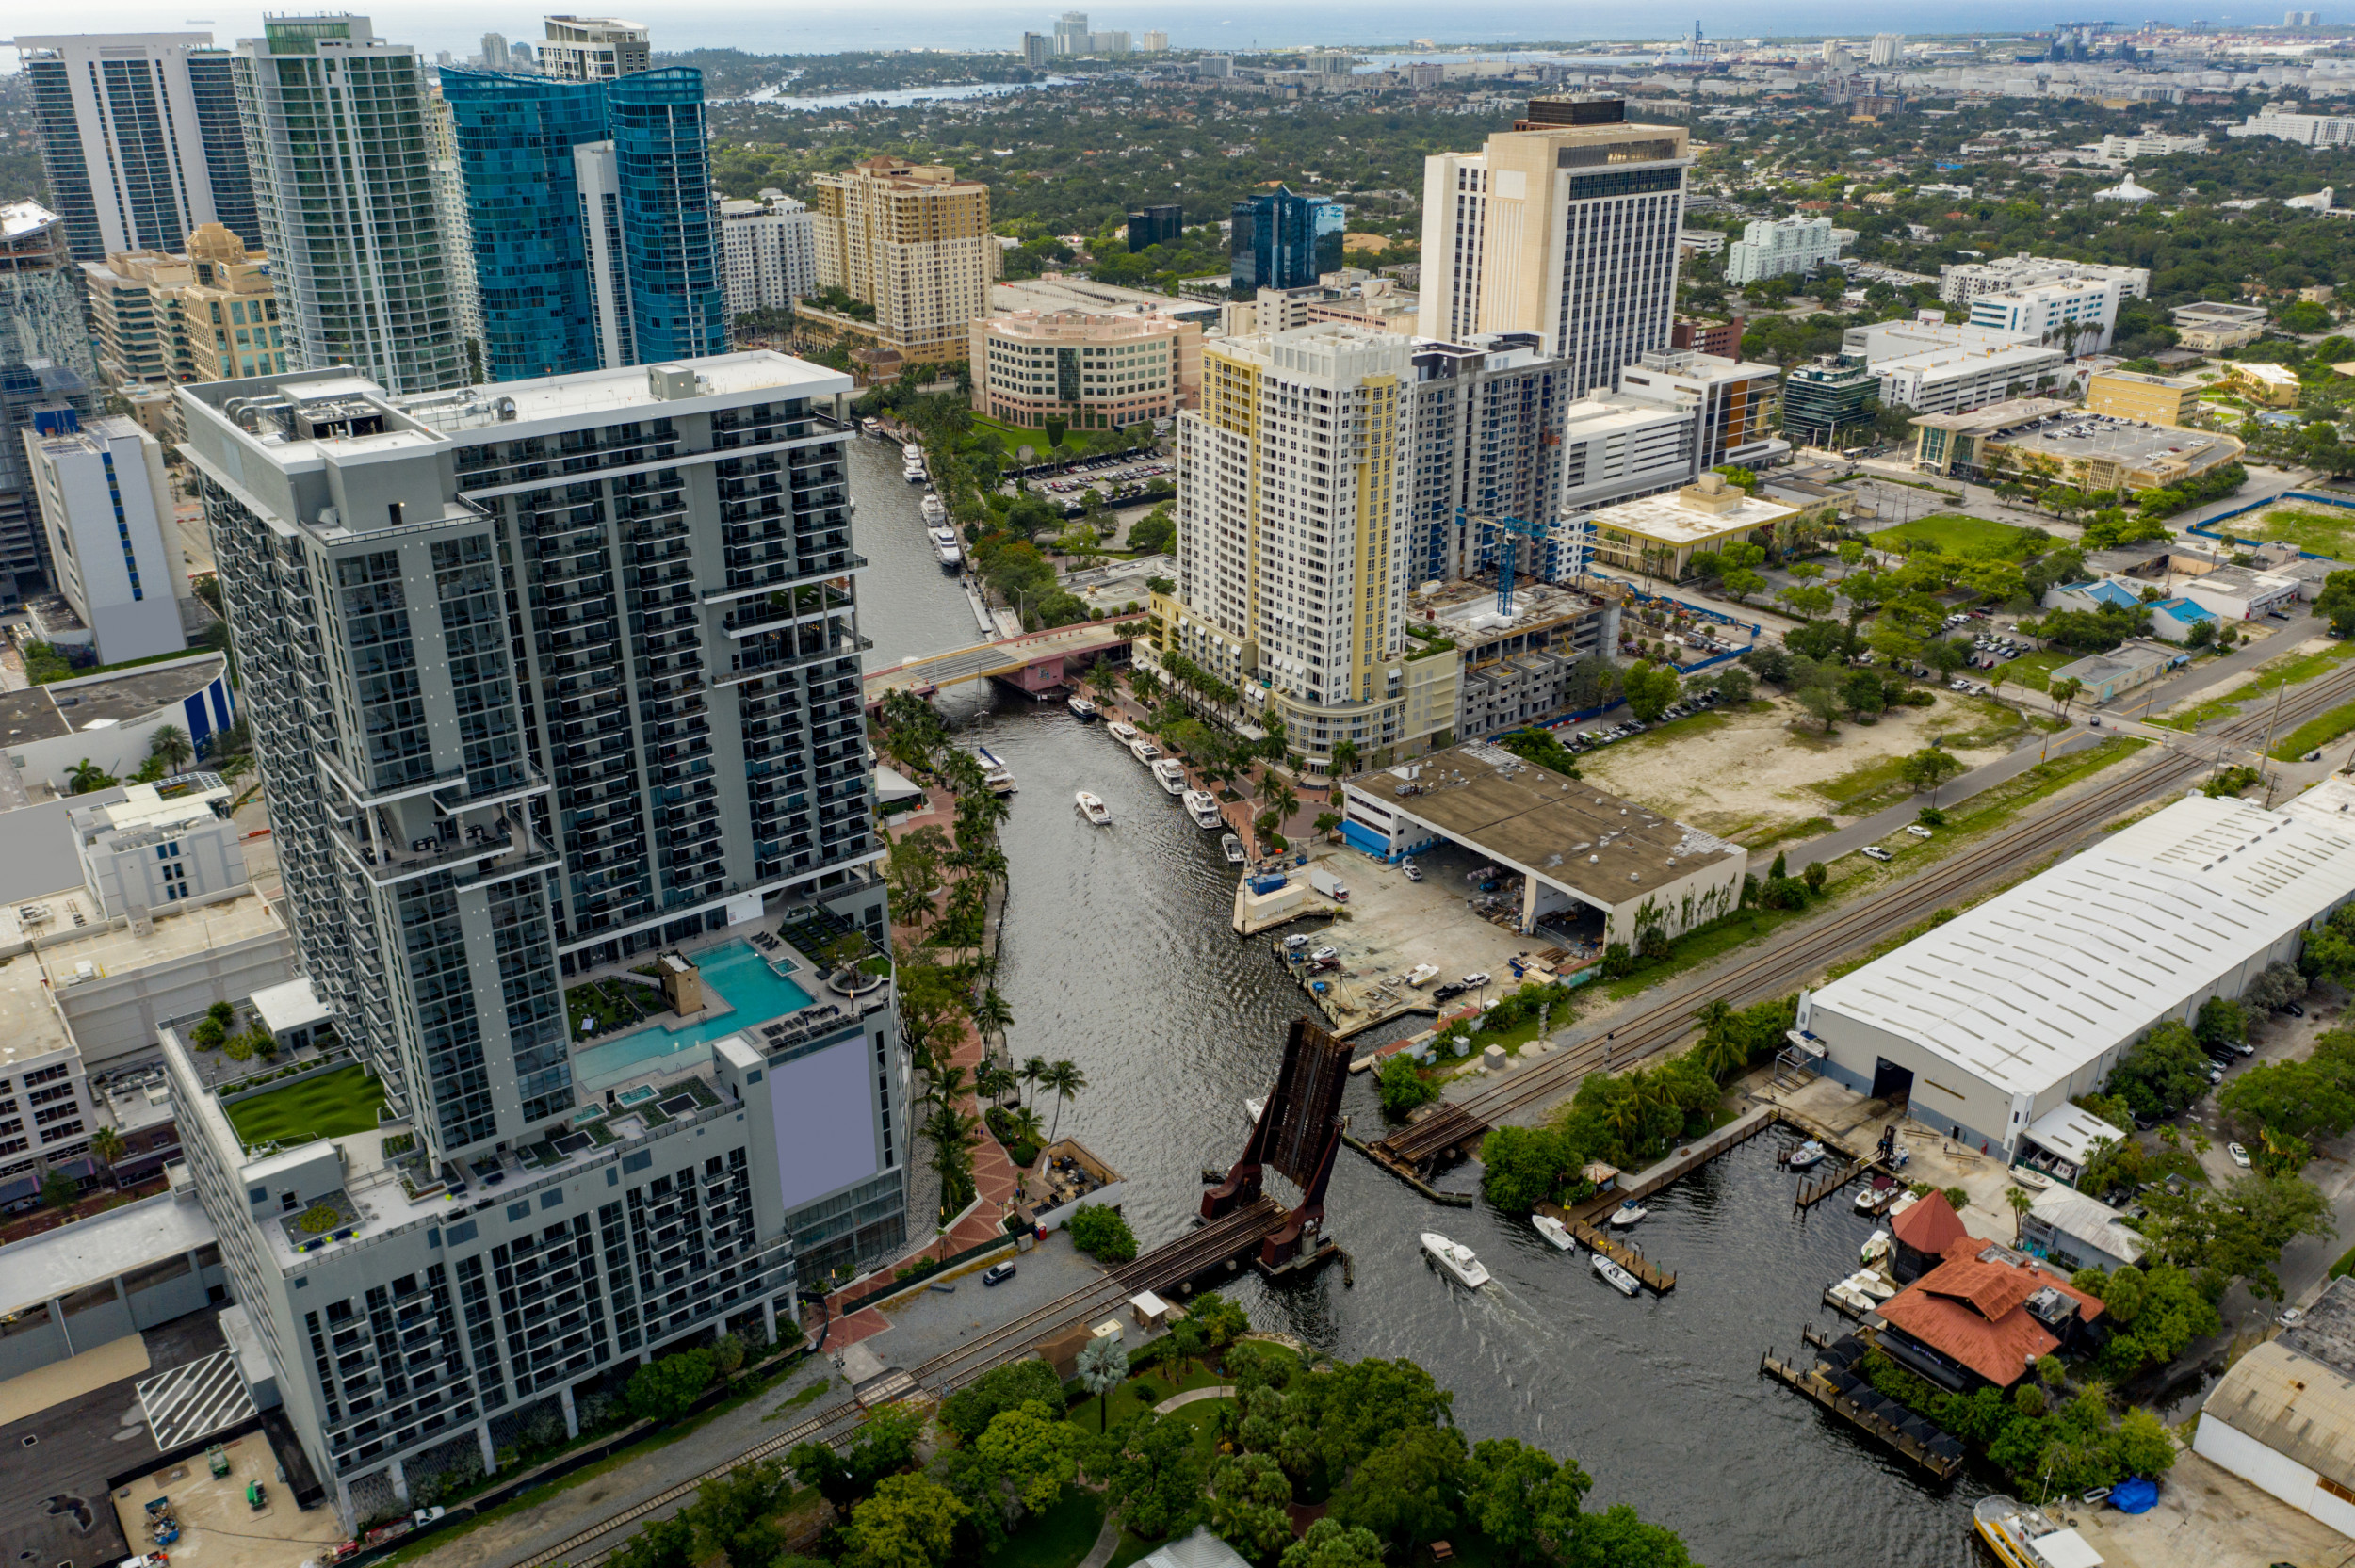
[573,941,815,1091]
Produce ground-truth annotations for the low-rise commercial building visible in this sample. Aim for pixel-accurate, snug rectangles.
[2019,1186,2146,1272]
[1909,401,2245,493]
[2049,638,2182,704]
[1585,472,1817,581]
[1842,319,2067,415]
[2196,1278,2355,1539]
[1340,741,1746,946]
[2223,361,2303,407]
[1965,272,2130,355]
[0,1188,226,1382]
[970,307,1200,433]
[1616,348,1787,471]
[2178,563,2302,621]
[1938,253,2150,309]
[2171,301,2270,352]
[1876,1236,2106,1391]
[2228,108,2355,147]
[2086,368,2201,426]
[1795,792,2355,1159]
[2149,595,2220,643]
[1779,357,1878,446]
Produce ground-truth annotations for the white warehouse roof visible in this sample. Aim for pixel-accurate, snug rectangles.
[1805,795,2355,1099]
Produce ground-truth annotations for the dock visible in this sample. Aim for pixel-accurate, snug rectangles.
[1342,1129,1474,1206]
[1758,1344,1965,1481]
[1557,1214,1675,1292]
[1795,1156,1885,1211]
[1572,1106,1779,1221]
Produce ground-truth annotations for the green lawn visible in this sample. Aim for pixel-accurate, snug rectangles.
[1993,649,2073,694]
[1924,696,2034,750]
[2251,506,2355,560]
[1062,1364,1227,1435]
[1808,752,1919,814]
[2270,699,2355,760]
[223,1065,388,1149]
[979,1487,1108,1568]
[2151,641,2355,732]
[1868,513,2044,559]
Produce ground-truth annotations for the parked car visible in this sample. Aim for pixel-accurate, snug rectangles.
[1905,824,1934,838]
[1433,982,1467,1002]
[1861,845,1893,862]
[2208,1064,2226,1086]
[2229,1142,2252,1169]
[2286,1001,2308,1017]
[983,1261,1017,1286]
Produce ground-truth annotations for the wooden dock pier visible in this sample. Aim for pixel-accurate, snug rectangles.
[1795,1156,1884,1211]
[1758,1348,1963,1481]
[1342,1130,1475,1206]
[1560,1216,1675,1293]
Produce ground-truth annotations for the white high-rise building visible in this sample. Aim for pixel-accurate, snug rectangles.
[1724,215,1846,285]
[1966,274,2129,355]
[22,411,191,663]
[234,16,464,396]
[540,16,651,81]
[1142,30,1170,51]
[1822,40,1851,66]
[1868,34,1904,67]
[1415,96,1691,396]
[1938,252,2151,308]
[1161,323,1441,768]
[722,192,819,318]
[1054,11,1090,53]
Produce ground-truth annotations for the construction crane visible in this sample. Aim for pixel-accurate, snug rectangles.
[1455,508,1551,616]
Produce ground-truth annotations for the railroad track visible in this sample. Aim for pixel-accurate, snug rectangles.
[508,1200,1284,1568]
[1411,657,2355,1142]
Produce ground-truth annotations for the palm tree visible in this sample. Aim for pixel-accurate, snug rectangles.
[2050,677,2084,720]
[970,987,1015,1041]
[1330,739,1360,781]
[1018,1055,1051,1110]
[67,757,116,795]
[928,1062,970,1115]
[1043,1059,1088,1142]
[973,1061,1016,1106]
[1692,998,1744,1080]
[147,723,193,772]
[89,1124,126,1187]
[2006,1183,2035,1244]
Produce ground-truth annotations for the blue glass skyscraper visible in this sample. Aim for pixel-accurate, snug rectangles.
[1229,185,1346,292]
[444,65,725,381]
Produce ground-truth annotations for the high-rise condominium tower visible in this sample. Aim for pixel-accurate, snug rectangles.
[540,16,653,81]
[1417,97,1691,396]
[442,67,725,382]
[17,32,262,260]
[171,353,906,1517]
[1161,323,1442,770]
[810,158,997,365]
[0,202,100,606]
[234,16,465,396]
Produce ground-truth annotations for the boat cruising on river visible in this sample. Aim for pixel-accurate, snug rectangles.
[1421,1233,1490,1289]
[1075,791,1111,826]
[1152,758,1188,795]
[1106,719,1139,745]
[1221,833,1246,865]
[975,746,1015,794]
[927,525,963,568]
[1532,1214,1576,1252]
[1066,696,1098,721]
[1129,736,1161,766]
[1593,1254,1640,1297]
[1183,789,1223,828]
[1973,1495,2105,1568]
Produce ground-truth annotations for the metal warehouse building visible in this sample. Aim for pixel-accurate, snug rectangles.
[1793,791,2355,1161]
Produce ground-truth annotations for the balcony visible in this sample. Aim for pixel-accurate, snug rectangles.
[329,806,560,889]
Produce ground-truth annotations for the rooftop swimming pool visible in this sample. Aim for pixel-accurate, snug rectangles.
[572,940,815,1091]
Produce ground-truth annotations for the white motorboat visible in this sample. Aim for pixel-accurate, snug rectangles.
[1184,789,1223,828]
[1404,963,1440,988]
[919,492,947,523]
[1129,737,1161,765]
[1244,1096,1266,1126]
[927,525,963,568]
[1786,1140,1828,1171]
[1532,1214,1577,1252]
[975,745,1015,794]
[2010,1167,2055,1192]
[1860,1228,1892,1267]
[1075,791,1111,825]
[1607,1198,1648,1229]
[1221,833,1246,865]
[901,443,923,461]
[1152,757,1188,795]
[1593,1254,1640,1296]
[1106,719,1139,744]
[1421,1232,1491,1289]
[1066,697,1099,721]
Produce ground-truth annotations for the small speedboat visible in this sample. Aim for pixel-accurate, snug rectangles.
[1786,1140,1828,1170]
[1608,1198,1648,1229]
[1184,789,1223,828]
[1243,1096,1266,1126]
[1532,1214,1576,1252]
[1076,791,1111,825]
[1152,758,1188,795]
[1860,1228,1892,1266]
[1221,833,1246,865]
[1593,1254,1639,1296]
[1129,737,1161,765]
[1421,1232,1491,1289]
[1067,696,1099,721]
[1405,963,1440,988]
[1106,719,1139,744]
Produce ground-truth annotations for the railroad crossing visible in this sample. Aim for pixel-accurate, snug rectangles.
[861,618,1132,703]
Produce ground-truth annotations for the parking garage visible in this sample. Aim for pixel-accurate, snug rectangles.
[1339,741,1748,951]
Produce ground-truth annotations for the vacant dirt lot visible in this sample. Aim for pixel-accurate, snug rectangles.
[1575,693,2020,846]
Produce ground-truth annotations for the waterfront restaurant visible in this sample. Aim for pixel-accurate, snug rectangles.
[1874,1237,2106,1392]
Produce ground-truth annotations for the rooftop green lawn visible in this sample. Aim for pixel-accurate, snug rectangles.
[224,1064,388,1150]
[1868,513,2045,560]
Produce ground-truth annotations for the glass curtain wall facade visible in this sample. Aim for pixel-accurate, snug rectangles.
[1229,186,1344,293]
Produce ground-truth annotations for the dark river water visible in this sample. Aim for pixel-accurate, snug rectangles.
[849,436,1990,1566]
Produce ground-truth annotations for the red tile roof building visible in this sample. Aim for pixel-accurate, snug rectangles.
[1876,1237,2107,1389]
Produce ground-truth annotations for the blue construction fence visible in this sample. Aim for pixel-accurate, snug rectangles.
[2184,489,2355,558]
[1606,576,1766,635]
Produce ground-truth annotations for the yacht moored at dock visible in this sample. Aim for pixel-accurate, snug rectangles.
[1106,719,1139,745]
[902,463,928,485]
[1129,736,1161,765]
[927,525,963,568]
[1421,1233,1490,1289]
[920,493,948,523]
[1973,1495,2104,1568]
[1593,1254,1640,1296]
[1066,696,1098,721]
[901,442,923,461]
[1221,833,1247,865]
[1183,789,1223,828]
[1075,791,1111,825]
[1786,1140,1828,1171]
[1609,1198,1648,1229]
[1533,1214,1576,1251]
[975,746,1015,794]
[1152,757,1188,795]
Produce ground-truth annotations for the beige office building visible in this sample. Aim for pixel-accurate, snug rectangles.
[81,224,285,396]
[810,157,999,365]
[1418,96,1690,396]
[2086,369,2201,427]
[970,309,1200,432]
[1158,323,1452,770]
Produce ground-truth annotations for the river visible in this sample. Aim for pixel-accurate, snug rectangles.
[848,435,1989,1565]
